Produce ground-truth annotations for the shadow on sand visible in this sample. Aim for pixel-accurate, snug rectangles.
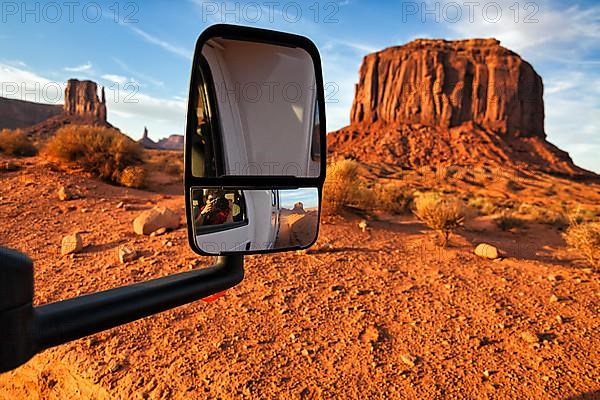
[565,391,600,400]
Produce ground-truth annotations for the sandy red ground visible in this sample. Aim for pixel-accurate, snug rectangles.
[1,156,599,399]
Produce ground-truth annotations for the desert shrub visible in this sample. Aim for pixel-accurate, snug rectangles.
[145,150,183,176]
[542,211,569,229]
[563,221,600,269]
[506,179,525,192]
[544,184,558,196]
[413,192,465,246]
[44,125,143,185]
[164,162,183,176]
[0,129,37,157]
[119,166,145,188]
[468,196,498,215]
[518,203,568,229]
[495,211,525,231]
[446,167,459,178]
[567,206,597,224]
[323,159,372,215]
[375,183,413,214]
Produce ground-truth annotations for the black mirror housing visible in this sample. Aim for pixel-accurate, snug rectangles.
[184,24,327,256]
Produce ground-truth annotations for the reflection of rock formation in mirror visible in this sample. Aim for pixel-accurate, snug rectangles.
[276,201,318,248]
[292,202,306,214]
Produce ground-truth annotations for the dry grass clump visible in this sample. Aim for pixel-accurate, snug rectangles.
[145,149,183,176]
[506,179,525,192]
[563,221,600,269]
[323,158,372,215]
[0,129,37,157]
[375,183,413,214]
[494,210,525,231]
[119,166,146,188]
[541,211,569,229]
[544,184,558,196]
[44,125,144,187]
[468,196,499,215]
[413,192,465,246]
[518,203,568,229]
[568,206,598,224]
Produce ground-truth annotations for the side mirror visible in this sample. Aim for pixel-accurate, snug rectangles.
[0,24,325,373]
[185,24,326,255]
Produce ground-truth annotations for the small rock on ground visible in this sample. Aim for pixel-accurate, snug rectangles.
[133,206,179,236]
[57,185,73,201]
[61,233,83,256]
[475,243,500,260]
[400,353,417,368]
[520,331,539,344]
[118,246,139,264]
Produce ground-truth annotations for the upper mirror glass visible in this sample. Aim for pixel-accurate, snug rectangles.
[189,37,322,178]
[191,187,319,254]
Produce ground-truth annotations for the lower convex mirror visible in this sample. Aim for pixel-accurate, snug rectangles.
[190,188,320,254]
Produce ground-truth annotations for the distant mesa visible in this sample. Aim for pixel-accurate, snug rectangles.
[64,78,107,122]
[0,97,62,130]
[13,79,114,142]
[291,202,306,214]
[329,38,594,177]
[138,127,184,151]
[0,78,183,150]
[138,127,157,149]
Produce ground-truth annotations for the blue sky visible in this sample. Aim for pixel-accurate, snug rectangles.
[1,0,598,172]
[279,188,318,209]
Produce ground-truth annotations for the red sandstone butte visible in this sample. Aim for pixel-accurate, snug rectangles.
[329,38,593,177]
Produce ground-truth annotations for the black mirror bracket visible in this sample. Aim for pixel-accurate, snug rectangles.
[0,247,34,374]
[0,247,244,373]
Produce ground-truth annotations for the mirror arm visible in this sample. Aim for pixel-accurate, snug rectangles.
[34,255,244,350]
[0,246,244,373]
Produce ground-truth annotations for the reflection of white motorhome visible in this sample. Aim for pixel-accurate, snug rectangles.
[195,38,321,253]
[202,38,320,177]
[196,190,281,253]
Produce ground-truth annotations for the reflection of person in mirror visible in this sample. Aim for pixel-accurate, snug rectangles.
[196,190,233,226]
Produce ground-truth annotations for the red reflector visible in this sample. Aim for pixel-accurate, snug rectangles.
[202,290,227,302]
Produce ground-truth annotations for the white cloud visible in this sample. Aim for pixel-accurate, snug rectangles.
[425,0,600,59]
[543,70,600,173]
[64,62,93,72]
[113,58,165,88]
[319,38,379,133]
[330,38,379,54]
[0,63,64,104]
[3,60,28,68]
[125,25,192,60]
[545,77,580,95]
[104,90,187,139]
[101,74,129,85]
